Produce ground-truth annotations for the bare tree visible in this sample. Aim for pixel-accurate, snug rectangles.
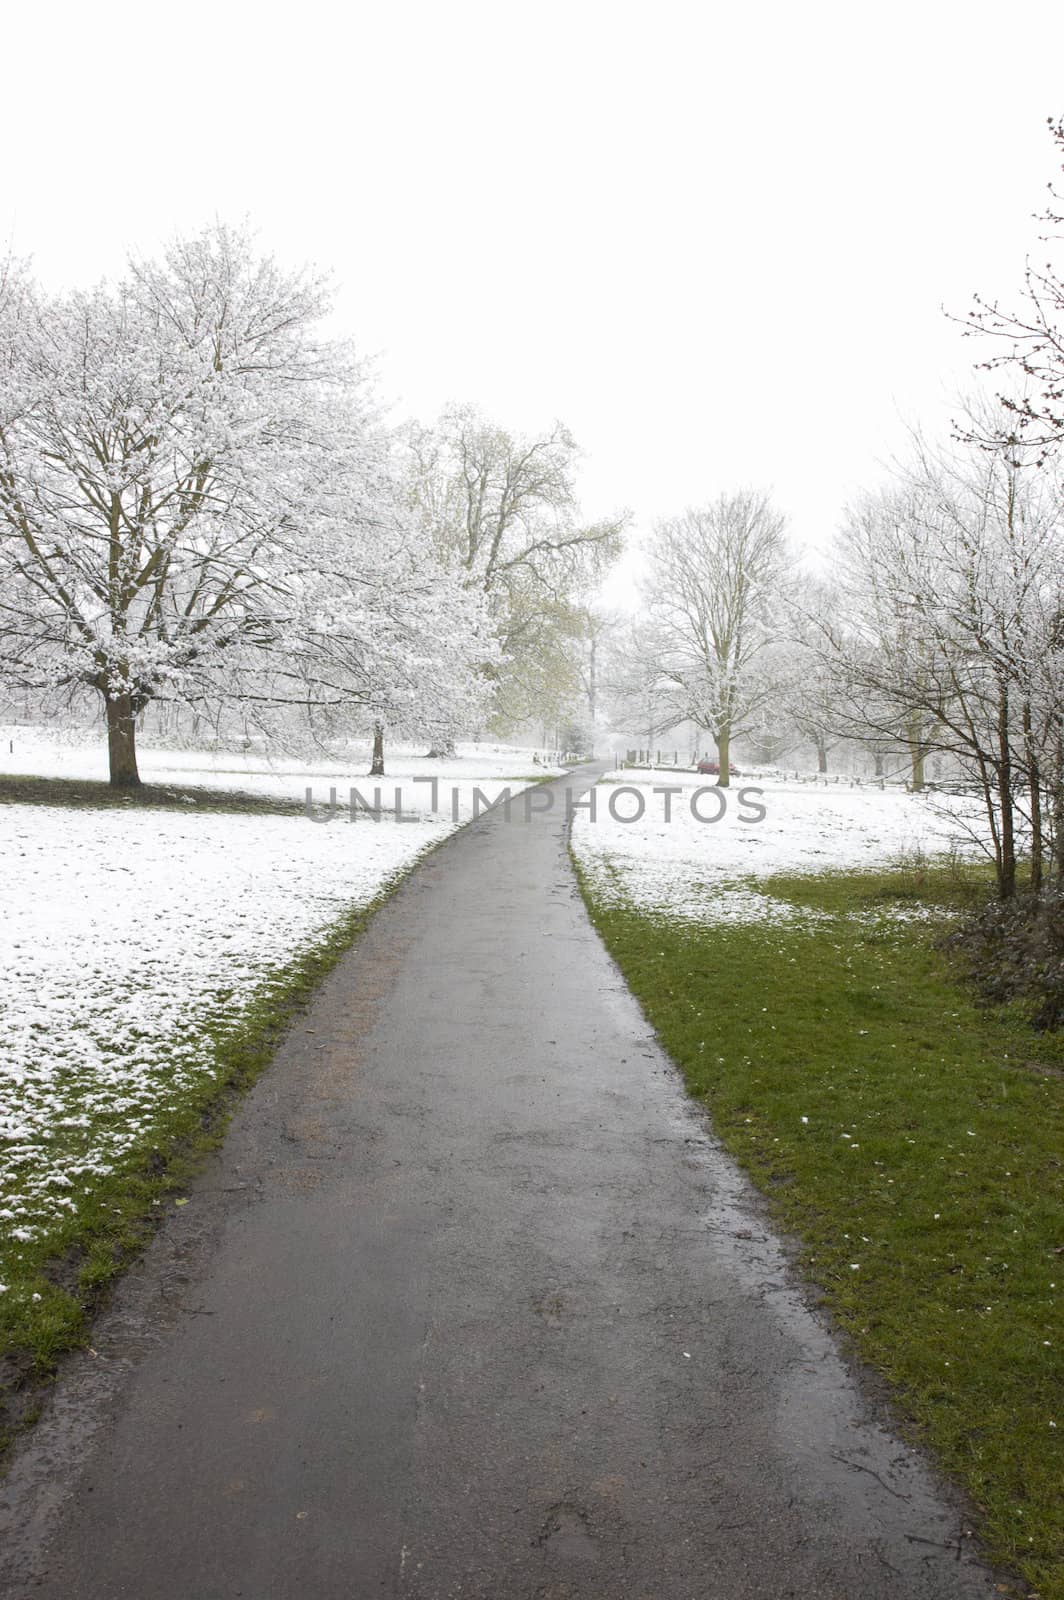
[962,117,1064,455]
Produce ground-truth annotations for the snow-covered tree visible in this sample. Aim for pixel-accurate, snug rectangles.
[0,225,490,784]
[642,490,790,784]
[290,523,496,773]
[402,404,626,743]
[572,603,618,728]
[822,416,1064,896]
[599,617,679,755]
[810,493,942,792]
[779,578,844,773]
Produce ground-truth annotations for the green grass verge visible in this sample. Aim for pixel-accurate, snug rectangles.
[575,856,1063,1600]
[0,876,403,1454]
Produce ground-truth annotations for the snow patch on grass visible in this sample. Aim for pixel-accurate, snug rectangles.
[573,770,986,926]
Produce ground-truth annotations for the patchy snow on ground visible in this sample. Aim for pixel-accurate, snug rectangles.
[571,768,988,927]
[0,740,560,1256]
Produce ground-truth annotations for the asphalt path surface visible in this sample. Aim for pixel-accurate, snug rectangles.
[0,765,1001,1598]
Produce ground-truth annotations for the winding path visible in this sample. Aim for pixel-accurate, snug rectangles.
[0,767,998,1598]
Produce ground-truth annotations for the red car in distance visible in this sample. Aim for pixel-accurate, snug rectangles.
[697,758,739,776]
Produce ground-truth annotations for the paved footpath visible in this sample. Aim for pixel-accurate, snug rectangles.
[0,767,1001,1598]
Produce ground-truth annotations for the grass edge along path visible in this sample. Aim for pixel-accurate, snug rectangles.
[573,854,1063,1600]
[0,862,417,1456]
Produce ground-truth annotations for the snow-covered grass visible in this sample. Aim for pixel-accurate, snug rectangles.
[0,733,562,1374]
[573,767,988,926]
[0,724,558,801]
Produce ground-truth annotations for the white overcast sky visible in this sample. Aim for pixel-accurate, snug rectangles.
[4,0,1064,600]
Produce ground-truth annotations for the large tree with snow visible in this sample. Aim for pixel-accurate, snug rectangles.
[0,226,487,784]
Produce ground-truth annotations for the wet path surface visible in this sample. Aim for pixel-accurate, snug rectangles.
[0,767,999,1597]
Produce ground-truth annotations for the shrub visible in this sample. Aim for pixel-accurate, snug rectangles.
[944,887,1064,1030]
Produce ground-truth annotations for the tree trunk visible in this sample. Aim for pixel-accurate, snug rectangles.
[906,717,925,792]
[105,692,141,787]
[995,679,1015,900]
[816,736,828,775]
[715,726,731,787]
[370,721,385,777]
[1022,700,1043,897]
[873,751,884,778]
[1053,730,1064,886]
